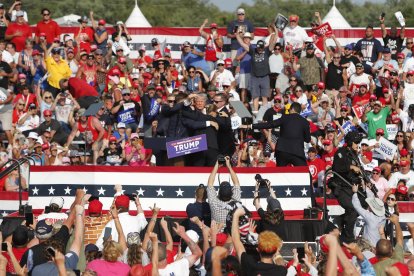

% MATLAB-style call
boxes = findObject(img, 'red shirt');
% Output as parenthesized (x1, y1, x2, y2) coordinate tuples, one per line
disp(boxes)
(361, 150, 373, 162)
(76, 27, 94, 52)
(352, 93, 371, 106)
(13, 94, 37, 112)
(35, 20, 61, 44)
(137, 55, 152, 65)
(143, 249, 176, 272)
(322, 149, 337, 169)
(5, 23, 32, 52)
(5, 247, 27, 273)
(12, 108, 24, 124)
(307, 157, 326, 183)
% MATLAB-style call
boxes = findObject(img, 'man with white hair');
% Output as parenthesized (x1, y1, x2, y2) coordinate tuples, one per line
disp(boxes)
(209, 60, 235, 93)
(226, 8, 255, 61)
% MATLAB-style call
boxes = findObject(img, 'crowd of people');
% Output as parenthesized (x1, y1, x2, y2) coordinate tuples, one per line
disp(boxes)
(0, 1, 413, 275)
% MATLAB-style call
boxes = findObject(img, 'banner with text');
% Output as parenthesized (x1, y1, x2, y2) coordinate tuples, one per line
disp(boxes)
(377, 137, 398, 160)
(166, 134, 207, 158)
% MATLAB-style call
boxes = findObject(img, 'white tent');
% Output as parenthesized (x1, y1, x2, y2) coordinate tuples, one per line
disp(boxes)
(322, 2, 351, 29)
(125, 0, 151, 27)
(53, 14, 82, 27)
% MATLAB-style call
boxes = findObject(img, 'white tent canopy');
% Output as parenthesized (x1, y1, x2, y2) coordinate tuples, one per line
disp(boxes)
(322, 4, 351, 29)
(53, 14, 82, 27)
(125, 0, 151, 27)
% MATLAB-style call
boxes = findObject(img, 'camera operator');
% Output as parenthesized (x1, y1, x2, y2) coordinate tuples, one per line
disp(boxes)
(207, 156, 241, 224)
(242, 102, 310, 166)
(330, 131, 367, 242)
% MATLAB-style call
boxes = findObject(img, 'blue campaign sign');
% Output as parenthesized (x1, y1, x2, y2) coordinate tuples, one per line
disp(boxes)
(166, 134, 208, 159)
(300, 101, 312, 118)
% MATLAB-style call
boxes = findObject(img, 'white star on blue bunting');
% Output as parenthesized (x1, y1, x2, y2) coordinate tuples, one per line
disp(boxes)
(156, 188, 164, 197)
(136, 188, 145, 196)
(64, 186, 71, 195)
(285, 188, 292, 196)
(32, 187, 39, 195)
(48, 186, 55, 195)
(176, 188, 184, 197)
(98, 187, 106, 196)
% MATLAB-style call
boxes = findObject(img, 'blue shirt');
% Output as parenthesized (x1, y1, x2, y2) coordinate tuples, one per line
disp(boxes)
(354, 37, 383, 63)
(236, 47, 251, 74)
(227, 19, 255, 50)
(181, 48, 211, 75)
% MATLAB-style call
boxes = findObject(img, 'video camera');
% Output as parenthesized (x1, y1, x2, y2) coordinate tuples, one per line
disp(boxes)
(255, 174, 270, 198)
(217, 154, 226, 166)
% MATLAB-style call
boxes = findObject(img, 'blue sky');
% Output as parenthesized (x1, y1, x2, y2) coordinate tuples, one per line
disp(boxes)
(208, 0, 385, 12)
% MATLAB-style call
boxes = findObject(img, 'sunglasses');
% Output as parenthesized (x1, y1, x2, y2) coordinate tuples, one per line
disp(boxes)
(397, 134, 404, 137)
(274, 100, 281, 103)
(116, 49, 124, 52)
(386, 197, 396, 201)
(274, 48, 281, 51)
(119, 62, 126, 65)
(214, 100, 223, 103)
(295, 90, 303, 92)
(333, 56, 341, 59)
(44, 136, 51, 139)
(158, 62, 164, 65)
(372, 171, 379, 175)
(43, 13, 50, 16)
(18, 103, 24, 106)
(44, 115, 52, 118)
(238, 13, 245, 15)
(88, 57, 94, 60)
(189, 71, 195, 73)
(123, 93, 130, 96)
(341, 109, 347, 112)
(290, 79, 297, 82)
(407, 42, 413, 44)
(110, 142, 116, 145)
(131, 138, 139, 141)
(95, 53, 103, 56)
(217, 64, 224, 66)
(391, 72, 398, 76)
(167, 100, 175, 103)
(44, 96, 52, 99)
(377, 133, 384, 136)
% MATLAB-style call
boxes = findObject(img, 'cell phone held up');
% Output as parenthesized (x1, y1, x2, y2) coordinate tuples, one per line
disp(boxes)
(1, 242, 7, 252)
(46, 246, 55, 257)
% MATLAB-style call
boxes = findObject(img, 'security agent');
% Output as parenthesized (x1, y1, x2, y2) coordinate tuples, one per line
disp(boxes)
(243, 102, 310, 166)
(329, 131, 366, 243)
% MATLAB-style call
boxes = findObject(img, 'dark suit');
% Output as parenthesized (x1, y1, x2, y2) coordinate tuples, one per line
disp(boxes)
(253, 113, 310, 166)
(216, 106, 235, 156)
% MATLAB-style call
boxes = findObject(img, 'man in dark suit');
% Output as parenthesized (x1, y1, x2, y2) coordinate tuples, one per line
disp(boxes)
(213, 93, 235, 157)
(244, 102, 310, 166)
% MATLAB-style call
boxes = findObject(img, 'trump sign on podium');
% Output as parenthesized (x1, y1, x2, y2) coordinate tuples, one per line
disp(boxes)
(166, 134, 208, 158)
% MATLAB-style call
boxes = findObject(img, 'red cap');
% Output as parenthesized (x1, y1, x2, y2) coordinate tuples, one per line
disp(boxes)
(397, 52, 405, 59)
(43, 109, 52, 116)
(115, 195, 130, 209)
(39, 32, 46, 37)
(98, 19, 106, 25)
(18, 73, 26, 79)
(224, 58, 232, 68)
(90, 44, 97, 51)
(216, 233, 228, 246)
(118, 57, 126, 63)
(382, 87, 389, 93)
(408, 70, 414, 76)
(156, 85, 164, 91)
(111, 68, 121, 76)
(391, 111, 401, 124)
(400, 159, 410, 167)
(323, 139, 332, 146)
(109, 136, 117, 142)
(376, 128, 384, 135)
(373, 167, 381, 173)
(32, 50, 40, 56)
(132, 82, 139, 89)
(317, 82, 325, 89)
(210, 23, 217, 29)
(88, 199, 103, 215)
(53, 37, 60, 43)
(370, 94, 377, 100)
(400, 148, 409, 156)
(274, 95, 282, 101)
(397, 185, 408, 195)
(41, 143, 49, 151)
(392, 262, 409, 276)
(289, 15, 299, 21)
(340, 105, 348, 111)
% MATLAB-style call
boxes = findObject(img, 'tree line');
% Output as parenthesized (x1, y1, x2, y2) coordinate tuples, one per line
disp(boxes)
(5, 0, 414, 28)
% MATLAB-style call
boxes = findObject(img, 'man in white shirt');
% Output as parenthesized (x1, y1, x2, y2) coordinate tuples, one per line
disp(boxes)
(348, 63, 375, 95)
(17, 103, 40, 134)
(95, 194, 147, 250)
(37, 196, 68, 224)
(403, 70, 414, 112)
(157, 222, 202, 276)
(209, 60, 235, 92)
(282, 14, 310, 52)
(388, 160, 414, 188)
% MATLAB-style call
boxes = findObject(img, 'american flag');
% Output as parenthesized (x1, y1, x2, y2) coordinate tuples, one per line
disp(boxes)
(25, 166, 312, 216)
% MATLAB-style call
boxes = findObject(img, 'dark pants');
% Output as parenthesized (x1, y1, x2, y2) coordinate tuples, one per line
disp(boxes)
(275, 150, 307, 167)
(187, 148, 218, 167)
(334, 187, 358, 243)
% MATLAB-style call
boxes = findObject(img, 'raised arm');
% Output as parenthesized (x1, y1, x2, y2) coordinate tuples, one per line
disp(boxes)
(236, 33, 249, 52)
(149, 233, 159, 276)
(231, 208, 246, 261)
(379, 16, 387, 38)
(173, 222, 202, 267)
(69, 204, 85, 256)
(141, 203, 160, 251)
(225, 156, 240, 186)
(389, 214, 403, 246)
(109, 203, 127, 252)
(207, 161, 219, 187)
(198, 19, 209, 39)
(160, 217, 173, 251)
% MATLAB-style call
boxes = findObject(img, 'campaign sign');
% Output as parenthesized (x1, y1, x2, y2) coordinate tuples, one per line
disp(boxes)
(377, 137, 398, 160)
(312, 22, 333, 37)
(352, 100, 369, 119)
(275, 13, 288, 31)
(166, 134, 207, 159)
(386, 124, 398, 140)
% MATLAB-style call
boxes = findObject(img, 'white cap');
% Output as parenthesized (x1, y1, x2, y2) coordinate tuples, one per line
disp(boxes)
(243, 32, 252, 39)
(116, 21, 123, 25)
(131, 73, 139, 79)
(217, 59, 225, 65)
(186, 230, 199, 243)
(237, 8, 245, 14)
(117, 122, 126, 129)
(28, 132, 39, 140)
(50, 197, 64, 208)
(360, 138, 369, 146)
(305, 37, 313, 43)
(108, 75, 120, 85)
